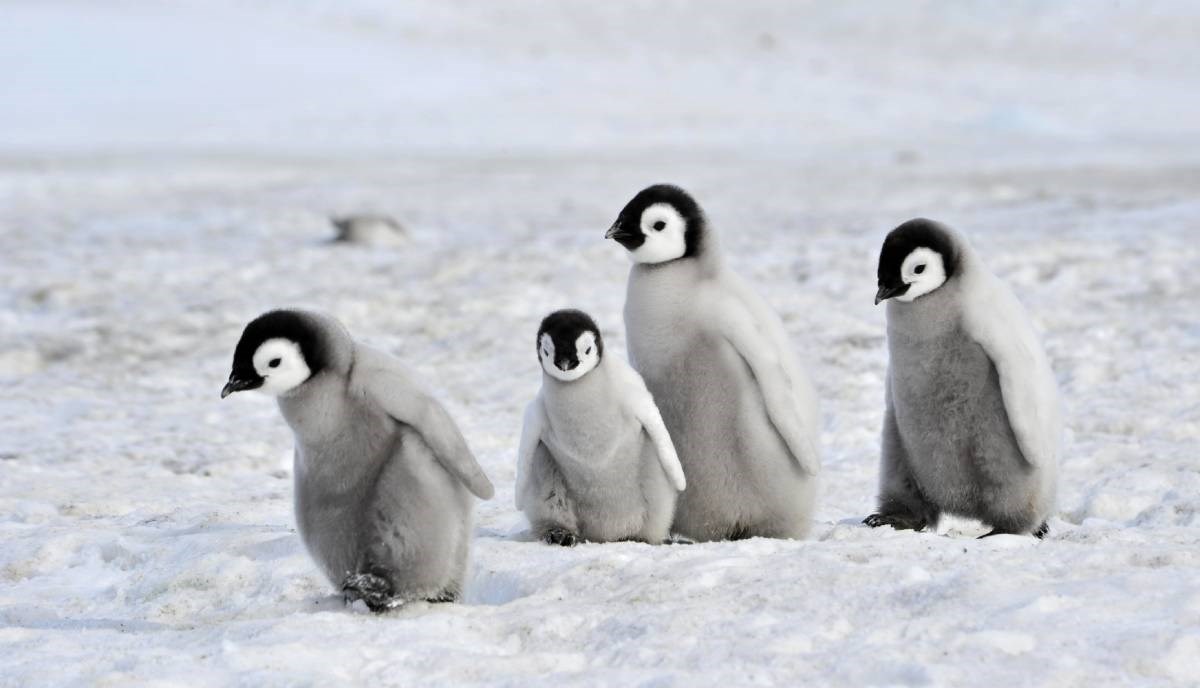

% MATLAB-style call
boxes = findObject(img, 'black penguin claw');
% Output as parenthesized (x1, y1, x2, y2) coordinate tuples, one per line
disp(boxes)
(342, 570, 402, 613)
(544, 528, 579, 547)
(863, 513, 927, 531)
(665, 534, 696, 545)
(980, 522, 1049, 539)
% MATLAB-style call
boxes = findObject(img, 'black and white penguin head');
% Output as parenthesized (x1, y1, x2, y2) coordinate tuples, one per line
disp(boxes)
(875, 218, 959, 305)
(605, 184, 706, 264)
(222, 310, 325, 399)
(536, 309, 603, 382)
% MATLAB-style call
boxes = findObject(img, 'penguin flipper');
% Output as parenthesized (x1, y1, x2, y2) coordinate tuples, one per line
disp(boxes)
(709, 293, 821, 476)
(515, 399, 547, 510)
(358, 354, 495, 500)
(611, 360, 686, 491)
(961, 272, 1061, 471)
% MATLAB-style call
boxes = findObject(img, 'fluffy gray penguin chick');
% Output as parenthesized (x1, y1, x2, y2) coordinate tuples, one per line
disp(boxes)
(516, 309, 686, 545)
(867, 218, 1060, 538)
(606, 184, 820, 541)
(222, 309, 494, 611)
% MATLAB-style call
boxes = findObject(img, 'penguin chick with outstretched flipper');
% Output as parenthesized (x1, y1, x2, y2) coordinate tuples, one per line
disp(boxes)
(221, 309, 494, 611)
(606, 184, 820, 542)
(867, 219, 1060, 538)
(516, 310, 686, 545)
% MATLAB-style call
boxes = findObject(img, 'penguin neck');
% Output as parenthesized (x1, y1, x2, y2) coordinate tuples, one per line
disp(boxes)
(631, 241, 724, 283)
(544, 359, 628, 425)
(275, 333, 356, 442)
(625, 251, 723, 362)
(542, 357, 612, 405)
(886, 277, 966, 341)
(540, 359, 627, 459)
(291, 310, 356, 381)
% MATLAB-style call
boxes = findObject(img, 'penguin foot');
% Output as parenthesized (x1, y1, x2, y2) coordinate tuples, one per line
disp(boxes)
(665, 534, 696, 545)
(727, 525, 754, 541)
(543, 527, 579, 547)
(342, 570, 403, 613)
(980, 522, 1049, 539)
(426, 590, 458, 604)
(863, 512, 927, 531)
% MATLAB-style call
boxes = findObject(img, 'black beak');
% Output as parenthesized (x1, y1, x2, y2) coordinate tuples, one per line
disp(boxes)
(605, 222, 642, 249)
(875, 283, 908, 305)
(221, 376, 262, 399)
(605, 222, 638, 241)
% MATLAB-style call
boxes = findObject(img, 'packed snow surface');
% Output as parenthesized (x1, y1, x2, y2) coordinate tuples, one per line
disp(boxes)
(2, 2, 1199, 686)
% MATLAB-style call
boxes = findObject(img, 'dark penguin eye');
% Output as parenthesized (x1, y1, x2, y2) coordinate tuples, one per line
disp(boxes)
(585, 346, 593, 355)
(914, 264, 926, 274)
(268, 358, 281, 368)
(652, 220, 666, 231)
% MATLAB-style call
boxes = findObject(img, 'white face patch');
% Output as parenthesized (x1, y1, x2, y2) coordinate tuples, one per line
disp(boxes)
(539, 331, 600, 382)
(252, 338, 312, 396)
(894, 247, 947, 302)
(628, 203, 687, 265)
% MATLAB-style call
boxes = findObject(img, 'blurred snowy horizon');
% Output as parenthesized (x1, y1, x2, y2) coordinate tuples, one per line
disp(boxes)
(3, 0, 1199, 165)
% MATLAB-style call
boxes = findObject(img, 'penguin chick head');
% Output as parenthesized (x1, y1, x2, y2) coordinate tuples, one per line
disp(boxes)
(875, 218, 959, 305)
(605, 184, 706, 264)
(536, 309, 603, 382)
(222, 310, 325, 399)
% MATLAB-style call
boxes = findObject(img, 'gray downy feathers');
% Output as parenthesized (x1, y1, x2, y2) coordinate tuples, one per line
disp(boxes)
(869, 219, 1060, 537)
(607, 185, 821, 542)
(222, 309, 494, 610)
(516, 310, 685, 545)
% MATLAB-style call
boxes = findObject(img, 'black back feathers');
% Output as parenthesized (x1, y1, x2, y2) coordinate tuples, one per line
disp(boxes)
(876, 218, 959, 289)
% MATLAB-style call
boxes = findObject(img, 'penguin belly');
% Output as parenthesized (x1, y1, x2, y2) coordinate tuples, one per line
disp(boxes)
(541, 390, 661, 543)
(364, 424, 474, 597)
(889, 326, 1034, 522)
(550, 430, 659, 541)
(290, 401, 395, 587)
(642, 333, 806, 541)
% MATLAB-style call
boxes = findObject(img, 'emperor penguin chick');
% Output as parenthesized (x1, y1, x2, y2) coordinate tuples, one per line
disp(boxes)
(606, 184, 820, 541)
(516, 310, 686, 545)
(221, 309, 495, 611)
(867, 219, 1060, 538)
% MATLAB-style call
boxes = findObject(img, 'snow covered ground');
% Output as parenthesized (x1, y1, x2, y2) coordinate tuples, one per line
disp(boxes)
(2, 2, 1199, 685)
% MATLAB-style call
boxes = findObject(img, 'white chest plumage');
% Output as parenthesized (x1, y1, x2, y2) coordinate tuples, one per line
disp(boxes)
(624, 261, 708, 371)
(540, 364, 639, 469)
